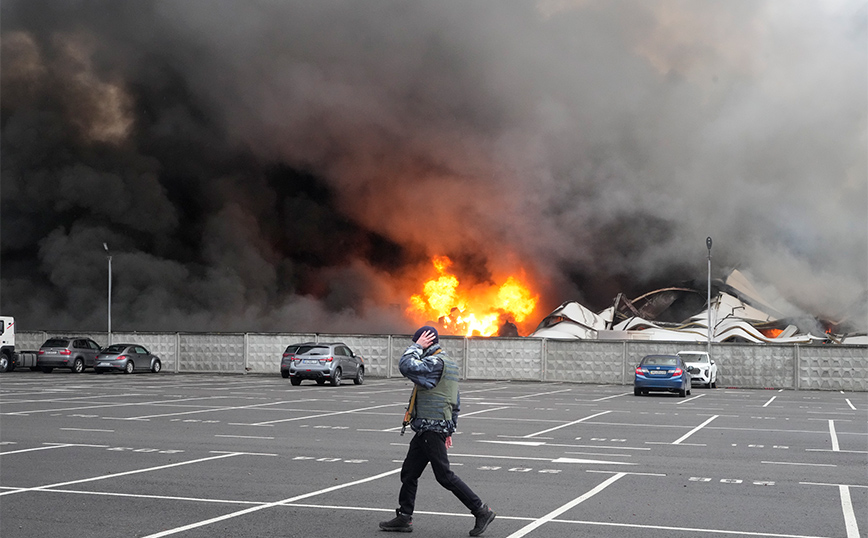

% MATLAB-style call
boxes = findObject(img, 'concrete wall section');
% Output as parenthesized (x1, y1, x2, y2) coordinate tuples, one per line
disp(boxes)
(546, 340, 623, 384)
(14, 331, 867, 391)
(799, 345, 868, 391)
(179, 334, 245, 373)
(466, 337, 541, 381)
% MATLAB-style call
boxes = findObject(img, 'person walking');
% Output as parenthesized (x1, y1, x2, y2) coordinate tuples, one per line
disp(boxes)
(379, 326, 496, 536)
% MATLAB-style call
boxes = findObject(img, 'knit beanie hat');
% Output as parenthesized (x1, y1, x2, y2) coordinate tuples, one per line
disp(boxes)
(412, 325, 439, 344)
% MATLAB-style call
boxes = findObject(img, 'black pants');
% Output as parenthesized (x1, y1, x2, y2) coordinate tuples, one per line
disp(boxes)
(398, 430, 483, 515)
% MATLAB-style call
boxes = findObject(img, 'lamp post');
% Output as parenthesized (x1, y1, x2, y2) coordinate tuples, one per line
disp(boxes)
(706, 237, 713, 357)
(103, 243, 112, 345)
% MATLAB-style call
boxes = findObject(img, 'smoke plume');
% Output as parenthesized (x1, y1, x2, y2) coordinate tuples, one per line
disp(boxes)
(2, 1, 866, 334)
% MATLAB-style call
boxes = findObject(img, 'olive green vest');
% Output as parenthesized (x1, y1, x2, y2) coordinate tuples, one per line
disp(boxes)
(413, 355, 460, 422)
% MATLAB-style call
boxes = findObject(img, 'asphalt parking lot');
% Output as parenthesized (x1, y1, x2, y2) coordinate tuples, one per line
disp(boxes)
(1, 371, 865, 538)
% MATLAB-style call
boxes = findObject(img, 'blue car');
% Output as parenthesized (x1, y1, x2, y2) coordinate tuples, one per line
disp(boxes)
(634, 354, 691, 397)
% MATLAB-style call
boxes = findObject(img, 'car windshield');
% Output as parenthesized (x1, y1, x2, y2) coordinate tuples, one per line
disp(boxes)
(299, 346, 329, 355)
(103, 344, 127, 353)
(643, 356, 677, 366)
(43, 339, 70, 348)
(680, 353, 708, 363)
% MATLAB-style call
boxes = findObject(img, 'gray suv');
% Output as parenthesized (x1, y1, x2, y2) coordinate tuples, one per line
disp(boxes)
(37, 337, 102, 373)
(286, 343, 364, 386)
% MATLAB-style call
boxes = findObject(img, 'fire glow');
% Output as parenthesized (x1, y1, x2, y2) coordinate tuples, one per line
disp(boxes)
(407, 256, 539, 337)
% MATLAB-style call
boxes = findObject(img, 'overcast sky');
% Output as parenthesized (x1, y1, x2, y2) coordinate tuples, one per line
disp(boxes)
(2, 0, 866, 334)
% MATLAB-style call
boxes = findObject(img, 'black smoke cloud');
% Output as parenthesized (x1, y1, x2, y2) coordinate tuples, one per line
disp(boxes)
(1, 1, 866, 334)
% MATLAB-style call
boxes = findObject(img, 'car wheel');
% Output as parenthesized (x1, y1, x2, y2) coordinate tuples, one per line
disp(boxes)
(290, 378, 301, 386)
(633, 387, 641, 396)
(679, 387, 687, 397)
(41, 367, 53, 373)
(124, 361, 134, 374)
(354, 367, 364, 385)
(687, 388, 691, 396)
(0, 354, 8, 373)
(711, 375, 717, 389)
(151, 359, 161, 373)
(72, 358, 84, 373)
(281, 370, 289, 379)
(330, 368, 342, 386)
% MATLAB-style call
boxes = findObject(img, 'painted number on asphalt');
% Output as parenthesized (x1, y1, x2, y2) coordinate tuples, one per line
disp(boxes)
(690, 477, 775, 486)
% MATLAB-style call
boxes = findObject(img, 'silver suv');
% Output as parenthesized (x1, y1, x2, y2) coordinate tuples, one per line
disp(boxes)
(286, 343, 364, 386)
(38, 337, 102, 373)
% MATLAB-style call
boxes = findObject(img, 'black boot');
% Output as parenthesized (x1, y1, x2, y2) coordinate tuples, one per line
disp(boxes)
(379, 509, 413, 532)
(469, 504, 495, 536)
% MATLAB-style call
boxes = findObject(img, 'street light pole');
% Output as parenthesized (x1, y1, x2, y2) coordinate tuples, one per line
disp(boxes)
(103, 243, 112, 345)
(706, 237, 713, 358)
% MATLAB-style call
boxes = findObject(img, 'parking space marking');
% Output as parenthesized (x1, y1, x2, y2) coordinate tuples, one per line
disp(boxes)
(480, 440, 649, 451)
(513, 388, 573, 399)
(122, 399, 315, 421)
(0, 451, 259, 497)
(839, 485, 861, 538)
(761, 461, 836, 467)
(523, 410, 612, 438)
(382, 405, 512, 433)
(1, 395, 225, 416)
(214, 435, 275, 440)
(672, 415, 719, 444)
(676, 394, 706, 405)
(0, 443, 108, 456)
(763, 396, 777, 407)
(829, 420, 840, 451)
(140, 467, 403, 538)
(244, 402, 399, 426)
(60, 428, 114, 432)
(845, 399, 856, 410)
(591, 392, 630, 401)
(505, 472, 627, 537)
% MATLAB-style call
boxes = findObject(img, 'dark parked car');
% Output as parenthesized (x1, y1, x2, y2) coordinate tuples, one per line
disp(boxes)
(37, 337, 102, 373)
(280, 342, 317, 378)
(94, 344, 162, 374)
(286, 343, 364, 386)
(634, 354, 691, 397)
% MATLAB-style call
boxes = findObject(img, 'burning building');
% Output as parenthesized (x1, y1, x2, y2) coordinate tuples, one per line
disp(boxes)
(532, 269, 868, 345)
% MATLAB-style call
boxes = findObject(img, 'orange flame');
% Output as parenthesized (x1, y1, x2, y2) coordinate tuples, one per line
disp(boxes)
(408, 256, 539, 337)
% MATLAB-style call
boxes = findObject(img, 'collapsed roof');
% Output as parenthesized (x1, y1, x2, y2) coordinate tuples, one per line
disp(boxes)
(532, 270, 868, 345)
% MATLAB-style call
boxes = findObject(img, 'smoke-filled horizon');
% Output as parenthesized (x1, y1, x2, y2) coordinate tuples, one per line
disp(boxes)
(2, 1, 866, 335)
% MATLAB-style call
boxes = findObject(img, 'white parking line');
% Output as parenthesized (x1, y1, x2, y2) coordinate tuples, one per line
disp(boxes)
(676, 394, 706, 405)
(0, 443, 108, 456)
(140, 467, 402, 538)
(523, 411, 612, 438)
(1, 395, 225, 416)
(828, 420, 840, 451)
(512, 388, 573, 399)
(761, 461, 837, 467)
(214, 435, 275, 440)
(592, 393, 630, 402)
(672, 415, 719, 445)
(844, 399, 856, 410)
(505, 472, 627, 537)
(60, 428, 115, 433)
(762, 396, 777, 408)
(0, 452, 256, 496)
(839, 485, 860, 538)
(246, 403, 400, 426)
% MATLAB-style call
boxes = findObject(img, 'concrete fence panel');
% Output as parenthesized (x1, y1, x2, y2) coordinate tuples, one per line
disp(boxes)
(179, 333, 245, 373)
(466, 337, 541, 380)
(799, 345, 868, 391)
(545, 339, 624, 384)
(111, 332, 179, 373)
